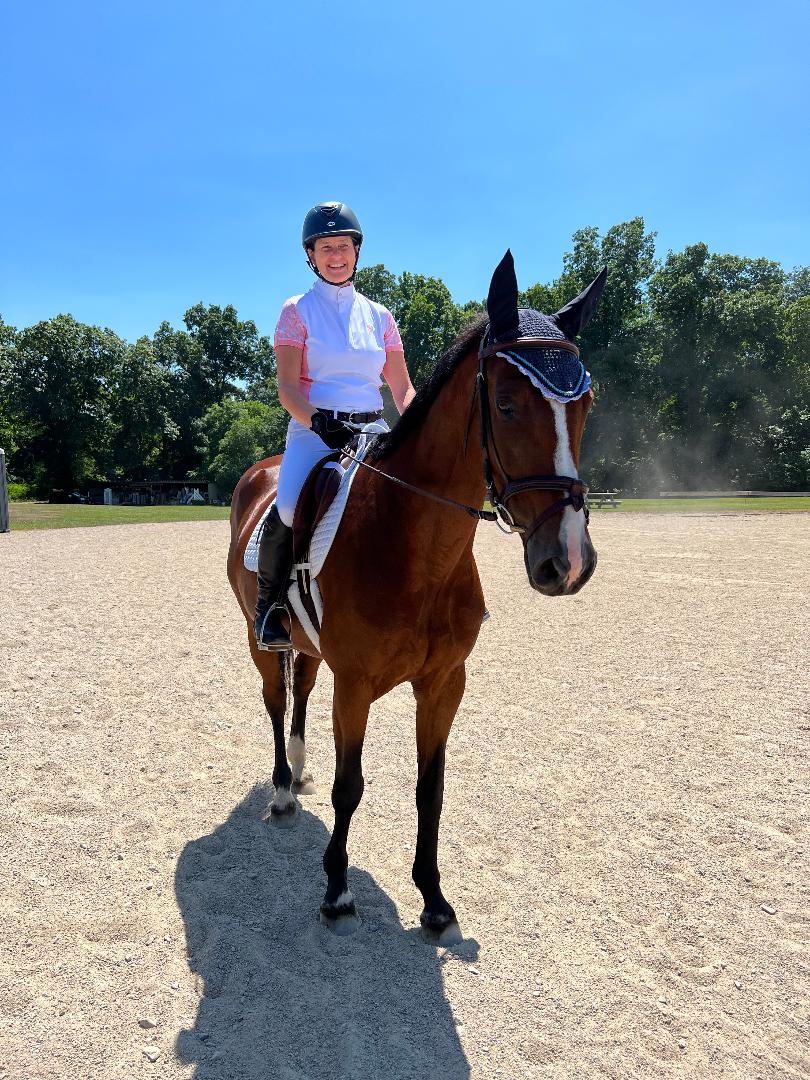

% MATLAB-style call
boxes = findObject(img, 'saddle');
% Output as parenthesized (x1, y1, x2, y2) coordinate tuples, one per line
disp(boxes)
(288, 450, 348, 644)
(270, 421, 388, 652)
(292, 451, 345, 566)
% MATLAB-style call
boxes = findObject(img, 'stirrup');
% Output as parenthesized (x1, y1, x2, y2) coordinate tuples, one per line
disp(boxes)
(255, 604, 292, 652)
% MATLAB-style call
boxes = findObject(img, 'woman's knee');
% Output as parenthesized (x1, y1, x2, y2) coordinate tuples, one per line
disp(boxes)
(277, 500, 295, 528)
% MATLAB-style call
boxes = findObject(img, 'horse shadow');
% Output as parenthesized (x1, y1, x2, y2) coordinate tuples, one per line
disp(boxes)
(174, 784, 475, 1080)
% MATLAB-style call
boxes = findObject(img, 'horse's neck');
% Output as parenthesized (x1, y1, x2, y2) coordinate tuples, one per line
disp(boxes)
(384, 349, 485, 542)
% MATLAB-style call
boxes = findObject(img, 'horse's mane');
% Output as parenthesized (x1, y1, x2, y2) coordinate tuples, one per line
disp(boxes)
(371, 314, 488, 461)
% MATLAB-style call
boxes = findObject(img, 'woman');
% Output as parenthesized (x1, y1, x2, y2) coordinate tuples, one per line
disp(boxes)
(254, 201, 416, 651)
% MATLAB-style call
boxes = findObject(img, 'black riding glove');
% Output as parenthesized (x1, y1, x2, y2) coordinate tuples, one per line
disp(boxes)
(309, 410, 356, 451)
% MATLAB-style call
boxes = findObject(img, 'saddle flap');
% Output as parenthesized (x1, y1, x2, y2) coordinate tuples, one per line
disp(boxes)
(292, 453, 344, 562)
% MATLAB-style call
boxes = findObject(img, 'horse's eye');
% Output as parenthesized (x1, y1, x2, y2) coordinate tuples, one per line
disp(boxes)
(496, 399, 515, 416)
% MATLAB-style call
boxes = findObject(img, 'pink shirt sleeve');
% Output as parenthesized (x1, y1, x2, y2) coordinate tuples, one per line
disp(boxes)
(274, 299, 307, 349)
(382, 309, 403, 352)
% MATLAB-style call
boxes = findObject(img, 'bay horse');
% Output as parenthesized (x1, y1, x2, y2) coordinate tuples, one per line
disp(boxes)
(227, 251, 606, 935)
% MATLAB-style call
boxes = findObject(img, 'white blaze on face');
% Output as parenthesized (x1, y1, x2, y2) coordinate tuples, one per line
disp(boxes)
(549, 400, 585, 587)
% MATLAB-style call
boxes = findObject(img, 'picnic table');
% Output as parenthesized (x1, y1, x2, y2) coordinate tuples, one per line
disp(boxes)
(588, 490, 622, 509)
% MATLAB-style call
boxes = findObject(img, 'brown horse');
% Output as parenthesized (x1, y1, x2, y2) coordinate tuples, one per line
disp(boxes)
(227, 251, 606, 935)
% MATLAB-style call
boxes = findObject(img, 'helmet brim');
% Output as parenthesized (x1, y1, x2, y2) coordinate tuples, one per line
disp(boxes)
(303, 230, 363, 248)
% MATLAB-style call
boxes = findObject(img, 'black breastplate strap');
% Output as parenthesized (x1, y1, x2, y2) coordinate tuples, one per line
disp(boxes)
(477, 347, 589, 537)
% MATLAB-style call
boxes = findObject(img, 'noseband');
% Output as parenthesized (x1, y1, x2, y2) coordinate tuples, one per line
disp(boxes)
(476, 336, 589, 538)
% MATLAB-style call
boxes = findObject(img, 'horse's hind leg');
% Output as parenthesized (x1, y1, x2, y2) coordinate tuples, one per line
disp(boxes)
(288, 654, 322, 789)
(249, 637, 296, 816)
(412, 663, 466, 933)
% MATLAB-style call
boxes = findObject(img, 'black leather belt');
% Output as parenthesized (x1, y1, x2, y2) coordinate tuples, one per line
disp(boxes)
(316, 408, 382, 424)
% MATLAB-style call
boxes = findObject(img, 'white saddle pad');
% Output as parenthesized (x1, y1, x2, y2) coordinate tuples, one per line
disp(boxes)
(243, 421, 387, 575)
(244, 421, 388, 653)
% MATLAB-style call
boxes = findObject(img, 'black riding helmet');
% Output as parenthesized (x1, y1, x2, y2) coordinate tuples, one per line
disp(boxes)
(302, 202, 363, 285)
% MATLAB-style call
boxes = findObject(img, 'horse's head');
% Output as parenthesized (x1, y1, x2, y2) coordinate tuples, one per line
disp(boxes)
(479, 251, 606, 596)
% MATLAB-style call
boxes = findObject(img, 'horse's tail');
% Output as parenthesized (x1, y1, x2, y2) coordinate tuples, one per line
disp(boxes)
(280, 649, 295, 728)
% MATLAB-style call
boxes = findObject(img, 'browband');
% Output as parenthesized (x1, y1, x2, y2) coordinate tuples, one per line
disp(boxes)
(479, 336, 580, 361)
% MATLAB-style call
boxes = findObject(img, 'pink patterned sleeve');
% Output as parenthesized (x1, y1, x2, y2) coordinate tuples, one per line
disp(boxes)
(274, 299, 307, 348)
(382, 308, 403, 352)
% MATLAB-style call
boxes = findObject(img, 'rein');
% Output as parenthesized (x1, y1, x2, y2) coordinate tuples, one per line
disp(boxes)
(339, 447, 498, 523)
(342, 334, 590, 535)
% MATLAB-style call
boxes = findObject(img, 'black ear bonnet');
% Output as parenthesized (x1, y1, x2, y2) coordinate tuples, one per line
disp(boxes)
(481, 250, 606, 403)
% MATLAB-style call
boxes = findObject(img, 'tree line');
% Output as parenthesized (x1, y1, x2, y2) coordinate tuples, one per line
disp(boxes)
(1, 217, 808, 498)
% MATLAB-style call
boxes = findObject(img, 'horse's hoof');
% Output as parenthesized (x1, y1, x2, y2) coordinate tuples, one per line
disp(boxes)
(320, 910, 361, 936)
(320, 890, 357, 923)
(292, 776, 316, 795)
(265, 789, 297, 818)
(437, 921, 464, 946)
(420, 902, 457, 934)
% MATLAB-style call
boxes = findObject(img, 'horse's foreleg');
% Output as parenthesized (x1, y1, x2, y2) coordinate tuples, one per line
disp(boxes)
(412, 663, 466, 933)
(289, 653, 321, 788)
(320, 679, 370, 923)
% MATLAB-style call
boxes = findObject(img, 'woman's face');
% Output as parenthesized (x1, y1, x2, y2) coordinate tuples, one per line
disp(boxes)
(309, 235, 358, 284)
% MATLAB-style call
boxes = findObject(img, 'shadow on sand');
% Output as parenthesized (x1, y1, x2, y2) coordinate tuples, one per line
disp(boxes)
(174, 784, 476, 1080)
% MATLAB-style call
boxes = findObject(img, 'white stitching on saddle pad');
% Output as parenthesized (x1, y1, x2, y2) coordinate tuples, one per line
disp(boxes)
(244, 508, 271, 574)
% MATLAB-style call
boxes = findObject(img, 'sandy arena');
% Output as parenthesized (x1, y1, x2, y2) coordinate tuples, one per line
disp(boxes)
(1, 513, 808, 1080)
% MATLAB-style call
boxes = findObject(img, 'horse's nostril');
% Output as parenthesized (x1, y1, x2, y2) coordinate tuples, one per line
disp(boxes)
(535, 557, 566, 587)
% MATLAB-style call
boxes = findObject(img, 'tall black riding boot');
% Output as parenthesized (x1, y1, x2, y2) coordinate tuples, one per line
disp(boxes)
(253, 504, 294, 651)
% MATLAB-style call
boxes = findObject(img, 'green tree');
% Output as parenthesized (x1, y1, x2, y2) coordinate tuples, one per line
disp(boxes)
(109, 337, 178, 481)
(153, 303, 273, 477)
(0, 317, 23, 460)
(552, 219, 658, 490)
(355, 265, 399, 313)
(784, 266, 810, 303)
(198, 399, 287, 499)
(12, 315, 126, 491)
(649, 247, 787, 486)
(182, 302, 268, 397)
(357, 265, 465, 387)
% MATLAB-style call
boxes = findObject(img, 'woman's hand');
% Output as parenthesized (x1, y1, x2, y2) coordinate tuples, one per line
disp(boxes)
(309, 411, 356, 450)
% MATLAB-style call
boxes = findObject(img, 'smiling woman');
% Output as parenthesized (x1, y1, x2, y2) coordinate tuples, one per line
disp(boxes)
(251, 201, 417, 651)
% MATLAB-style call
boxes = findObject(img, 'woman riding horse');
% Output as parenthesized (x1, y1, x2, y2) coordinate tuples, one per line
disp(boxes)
(254, 201, 416, 650)
(229, 250, 606, 934)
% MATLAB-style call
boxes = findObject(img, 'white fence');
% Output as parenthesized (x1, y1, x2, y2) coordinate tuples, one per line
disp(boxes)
(0, 449, 9, 533)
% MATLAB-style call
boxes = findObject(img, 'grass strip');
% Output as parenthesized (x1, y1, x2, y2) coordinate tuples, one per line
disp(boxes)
(601, 497, 810, 513)
(5, 496, 809, 533)
(6, 503, 232, 531)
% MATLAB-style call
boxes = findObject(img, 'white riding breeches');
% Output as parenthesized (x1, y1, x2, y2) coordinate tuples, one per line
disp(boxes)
(275, 419, 336, 527)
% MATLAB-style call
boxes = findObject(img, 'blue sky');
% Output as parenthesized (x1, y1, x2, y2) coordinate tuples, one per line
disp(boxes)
(2, 0, 808, 342)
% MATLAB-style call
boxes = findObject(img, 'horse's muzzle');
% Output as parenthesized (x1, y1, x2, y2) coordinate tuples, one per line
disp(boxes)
(524, 534, 598, 596)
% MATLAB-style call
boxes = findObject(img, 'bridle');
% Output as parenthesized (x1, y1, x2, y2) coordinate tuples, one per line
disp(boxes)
(476, 334, 589, 539)
(340, 332, 590, 535)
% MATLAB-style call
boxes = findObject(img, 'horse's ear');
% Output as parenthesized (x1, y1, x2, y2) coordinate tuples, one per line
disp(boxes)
(551, 266, 608, 339)
(487, 249, 520, 341)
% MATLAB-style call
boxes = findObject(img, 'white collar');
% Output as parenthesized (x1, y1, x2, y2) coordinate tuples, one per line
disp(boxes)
(313, 278, 356, 303)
